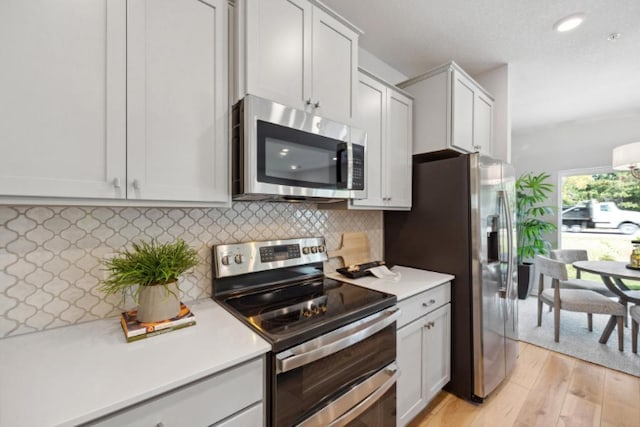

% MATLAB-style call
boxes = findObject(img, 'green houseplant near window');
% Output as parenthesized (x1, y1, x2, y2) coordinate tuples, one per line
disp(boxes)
(100, 239, 199, 322)
(516, 172, 557, 299)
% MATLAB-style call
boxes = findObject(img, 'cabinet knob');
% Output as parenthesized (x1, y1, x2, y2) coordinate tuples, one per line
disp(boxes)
(473, 145, 482, 151)
(422, 299, 436, 307)
(424, 321, 435, 329)
(314, 100, 321, 108)
(112, 177, 121, 189)
(306, 98, 312, 106)
(132, 179, 141, 190)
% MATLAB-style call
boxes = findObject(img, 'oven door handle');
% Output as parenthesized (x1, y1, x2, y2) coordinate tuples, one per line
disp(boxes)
(296, 363, 399, 427)
(276, 307, 400, 374)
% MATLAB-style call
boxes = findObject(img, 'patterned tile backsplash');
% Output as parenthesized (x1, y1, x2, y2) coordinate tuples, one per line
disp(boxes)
(0, 203, 382, 338)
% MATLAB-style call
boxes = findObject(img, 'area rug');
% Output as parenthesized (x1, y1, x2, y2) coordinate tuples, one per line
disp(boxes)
(517, 296, 640, 377)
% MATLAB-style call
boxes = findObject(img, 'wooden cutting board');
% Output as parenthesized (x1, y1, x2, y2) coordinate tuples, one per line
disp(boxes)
(328, 232, 371, 267)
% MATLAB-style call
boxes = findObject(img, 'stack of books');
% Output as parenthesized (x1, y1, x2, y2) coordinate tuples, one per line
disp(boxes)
(120, 302, 196, 342)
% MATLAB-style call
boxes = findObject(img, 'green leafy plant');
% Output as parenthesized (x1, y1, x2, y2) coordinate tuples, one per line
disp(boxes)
(100, 239, 199, 302)
(516, 172, 557, 264)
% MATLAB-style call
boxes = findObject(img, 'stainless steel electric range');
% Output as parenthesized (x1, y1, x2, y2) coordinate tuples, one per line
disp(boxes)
(212, 237, 399, 427)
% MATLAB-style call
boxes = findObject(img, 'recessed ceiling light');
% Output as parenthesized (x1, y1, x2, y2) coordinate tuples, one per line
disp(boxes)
(290, 165, 299, 170)
(607, 32, 621, 41)
(553, 13, 585, 32)
(281, 148, 289, 152)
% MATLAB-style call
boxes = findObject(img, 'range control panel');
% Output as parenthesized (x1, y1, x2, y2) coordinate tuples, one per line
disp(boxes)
(214, 237, 327, 278)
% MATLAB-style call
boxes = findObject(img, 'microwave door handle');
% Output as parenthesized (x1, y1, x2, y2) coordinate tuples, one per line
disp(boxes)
(336, 142, 352, 189)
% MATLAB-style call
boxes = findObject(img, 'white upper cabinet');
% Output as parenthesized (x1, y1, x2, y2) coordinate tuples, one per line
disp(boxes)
(352, 72, 386, 207)
(385, 90, 413, 209)
(351, 70, 412, 211)
(400, 62, 494, 157)
(243, 0, 312, 112)
(0, 0, 127, 200)
(310, 7, 358, 124)
(0, 0, 229, 205)
(236, 0, 360, 124)
(127, 0, 228, 203)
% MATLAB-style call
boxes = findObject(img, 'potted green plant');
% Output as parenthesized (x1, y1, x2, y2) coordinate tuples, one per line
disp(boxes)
(100, 239, 199, 322)
(516, 172, 557, 299)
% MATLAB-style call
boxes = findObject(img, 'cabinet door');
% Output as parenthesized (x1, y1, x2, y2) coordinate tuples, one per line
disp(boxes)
(384, 90, 412, 209)
(92, 357, 264, 427)
(127, 0, 228, 203)
(0, 0, 126, 199)
(451, 70, 475, 153)
(397, 318, 426, 427)
(311, 7, 358, 124)
(245, 0, 312, 111)
(423, 303, 451, 403)
(351, 73, 386, 208)
(474, 91, 493, 156)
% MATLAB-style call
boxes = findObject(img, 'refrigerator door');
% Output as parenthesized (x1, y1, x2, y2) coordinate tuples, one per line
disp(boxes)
(502, 162, 519, 377)
(473, 154, 507, 398)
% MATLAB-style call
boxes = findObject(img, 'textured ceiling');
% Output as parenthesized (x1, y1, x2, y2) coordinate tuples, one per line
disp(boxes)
(322, 0, 640, 132)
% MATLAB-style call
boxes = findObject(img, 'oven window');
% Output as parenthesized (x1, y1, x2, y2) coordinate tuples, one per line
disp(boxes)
(274, 324, 396, 427)
(257, 120, 345, 189)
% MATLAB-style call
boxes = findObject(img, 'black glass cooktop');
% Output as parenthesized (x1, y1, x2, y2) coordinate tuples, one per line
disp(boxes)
(216, 277, 396, 352)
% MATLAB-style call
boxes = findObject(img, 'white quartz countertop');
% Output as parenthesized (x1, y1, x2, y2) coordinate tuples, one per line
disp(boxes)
(0, 299, 270, 427)
(327, 265, 454, 301)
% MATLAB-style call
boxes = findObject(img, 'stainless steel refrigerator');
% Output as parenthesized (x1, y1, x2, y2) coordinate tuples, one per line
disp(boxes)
(384, 152, 518, 402)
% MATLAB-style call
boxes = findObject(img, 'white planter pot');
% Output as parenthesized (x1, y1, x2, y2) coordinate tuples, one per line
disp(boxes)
(137, 281, 180, 323)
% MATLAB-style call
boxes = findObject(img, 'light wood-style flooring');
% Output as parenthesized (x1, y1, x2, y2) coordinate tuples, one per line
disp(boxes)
(409, 342, 640, 427)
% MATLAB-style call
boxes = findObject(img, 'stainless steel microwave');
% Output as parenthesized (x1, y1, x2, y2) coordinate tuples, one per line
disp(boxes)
(232, 95, 366, 202)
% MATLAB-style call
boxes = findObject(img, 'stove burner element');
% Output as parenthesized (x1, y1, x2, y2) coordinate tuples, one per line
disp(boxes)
(250, 296, 328, 332)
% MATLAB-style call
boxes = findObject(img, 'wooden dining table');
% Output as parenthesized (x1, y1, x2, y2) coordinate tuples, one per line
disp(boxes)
(573, 260, 640, 344)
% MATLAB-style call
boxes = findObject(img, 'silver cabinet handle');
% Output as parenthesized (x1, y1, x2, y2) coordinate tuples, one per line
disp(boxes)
(112, 177, 121, 189)
(132, 179, 141, 190)
(422, 299, 436, 307)
(276, 307, 400, 374)
(424, 321, 435, 329)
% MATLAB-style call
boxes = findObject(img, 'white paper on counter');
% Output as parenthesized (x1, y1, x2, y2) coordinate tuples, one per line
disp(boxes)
(369, 265, 401, 281)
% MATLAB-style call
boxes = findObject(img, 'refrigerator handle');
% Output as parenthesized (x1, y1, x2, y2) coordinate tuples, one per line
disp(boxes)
(498, 190, 515, 299)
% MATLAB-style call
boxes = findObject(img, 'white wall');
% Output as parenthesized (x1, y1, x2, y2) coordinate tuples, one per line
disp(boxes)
(358, 47, 407, 84)
(475, 64, 511, 163)
(512, 110, 640, 247)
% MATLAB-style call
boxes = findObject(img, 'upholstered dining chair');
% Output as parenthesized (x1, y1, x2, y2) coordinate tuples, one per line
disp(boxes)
(631, 305, 640, 353)
(549, 249, 615, 297)
(535, 255, 626, 350)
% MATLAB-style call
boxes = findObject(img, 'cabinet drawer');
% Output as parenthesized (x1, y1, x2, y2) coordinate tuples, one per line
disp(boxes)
(214, 402, 263, 427)
(397, 283, 451, 328)
(89, 357, 264, 427)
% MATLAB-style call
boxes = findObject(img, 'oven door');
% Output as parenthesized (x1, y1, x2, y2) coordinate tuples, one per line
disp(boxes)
(239, 94, 366, 200)
(272, 308, 399, 427)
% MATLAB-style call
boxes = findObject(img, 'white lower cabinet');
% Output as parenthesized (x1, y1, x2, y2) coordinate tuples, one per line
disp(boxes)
(396, 284, 451, 427)
(88, 357, 264, 427)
